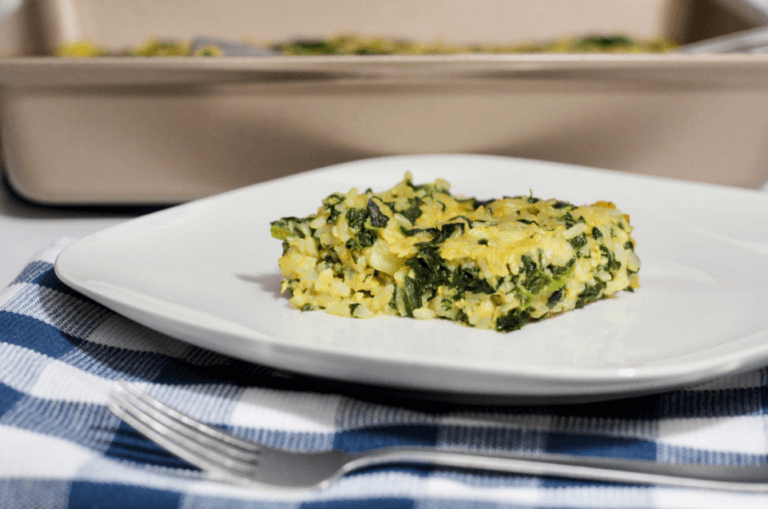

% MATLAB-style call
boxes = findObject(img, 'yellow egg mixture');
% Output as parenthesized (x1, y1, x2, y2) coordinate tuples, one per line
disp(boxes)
(271, 173, 639, 332)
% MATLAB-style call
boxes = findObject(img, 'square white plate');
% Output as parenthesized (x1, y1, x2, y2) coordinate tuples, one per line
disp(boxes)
(55, 155, 768, 402)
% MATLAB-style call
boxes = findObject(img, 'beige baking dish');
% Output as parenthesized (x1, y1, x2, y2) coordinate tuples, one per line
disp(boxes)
(0, 0, 767, 204)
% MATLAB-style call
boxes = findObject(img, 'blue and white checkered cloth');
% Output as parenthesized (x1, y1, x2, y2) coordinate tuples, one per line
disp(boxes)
(2, 239, 768, 509)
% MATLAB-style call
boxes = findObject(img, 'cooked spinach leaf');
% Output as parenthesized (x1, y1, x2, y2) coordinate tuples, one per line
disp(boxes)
(322, 193, 345, 224)
(399, 225, 439, 237)
(448, 215, 474, 228)
(344, 203, 388, 252)
(569, 233, 587, 250)
(455, 196, 495, 210)
(345, 207, 367, 230)
(515, 257, 575, 310)
(599, 245, 622, 271)
(520, 254, 537, 277)
(367, 199, 389, 227)
(398, 197, 424, 224)
(550, 258, 576, 277)
(547, 289, 563, 308)
(496, 308, 530, 332)
(415, 222, 465, 248)
(269, 217, 308, 240)
(452, 266, 495, 295)
(575, 279, 607, 309)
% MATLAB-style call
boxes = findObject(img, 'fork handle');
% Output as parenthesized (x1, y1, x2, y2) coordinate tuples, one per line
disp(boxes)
(343, 448, 768, 492)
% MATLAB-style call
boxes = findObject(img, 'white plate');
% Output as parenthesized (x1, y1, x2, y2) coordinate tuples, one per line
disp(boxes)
(55, 155, 768, 403)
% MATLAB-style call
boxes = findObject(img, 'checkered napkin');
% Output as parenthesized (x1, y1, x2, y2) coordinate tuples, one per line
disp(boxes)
(2, 239, 767, 509)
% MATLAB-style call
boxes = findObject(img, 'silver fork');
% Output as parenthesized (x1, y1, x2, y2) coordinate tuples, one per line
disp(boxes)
(108, 382, 768, 493)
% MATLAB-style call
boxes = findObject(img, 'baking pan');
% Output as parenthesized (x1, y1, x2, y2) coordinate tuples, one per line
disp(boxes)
(0, 0, 767, 204)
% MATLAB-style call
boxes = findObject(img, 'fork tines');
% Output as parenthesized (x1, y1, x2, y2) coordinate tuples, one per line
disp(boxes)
(109, 382, 261, 480)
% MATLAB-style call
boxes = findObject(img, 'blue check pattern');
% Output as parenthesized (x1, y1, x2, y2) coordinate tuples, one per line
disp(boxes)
(1, 240, 767, 508)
